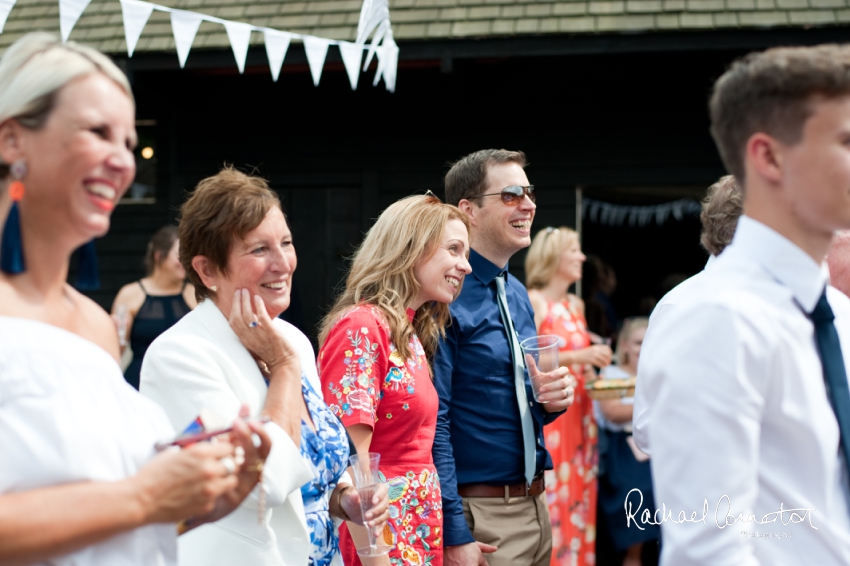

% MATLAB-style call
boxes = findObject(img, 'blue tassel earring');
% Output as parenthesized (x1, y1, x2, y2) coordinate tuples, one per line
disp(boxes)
(1, 160, 27, 275)
(75, 239, 100, 291)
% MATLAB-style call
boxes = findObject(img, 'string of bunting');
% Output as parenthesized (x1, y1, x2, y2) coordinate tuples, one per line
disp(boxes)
(0, 0, 398, 91)
(583, 198, 702, 227)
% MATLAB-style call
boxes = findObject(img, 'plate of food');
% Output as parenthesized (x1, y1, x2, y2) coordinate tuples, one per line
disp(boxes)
(585, 376, 636, 400)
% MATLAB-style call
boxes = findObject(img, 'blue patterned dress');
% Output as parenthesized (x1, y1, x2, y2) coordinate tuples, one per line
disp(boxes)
(300, 378, 351, 566)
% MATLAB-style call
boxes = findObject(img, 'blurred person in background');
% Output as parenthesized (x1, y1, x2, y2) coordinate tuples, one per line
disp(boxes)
(318, 194, 472, 566)
(595, 318, 658, 566)
(0, 33, 269, 566)
(141, 168, 389, 566)
(632, 175, 742, 455)
(525, 226, 613, 566)
(112, 225, 196, 389)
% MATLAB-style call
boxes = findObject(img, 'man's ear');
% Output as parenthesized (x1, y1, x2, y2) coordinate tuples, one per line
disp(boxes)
(191, 255, 218, 290)
(0, 119, 25, 166)
(458, 198, 479, 228)
(746, 132, 784, 185)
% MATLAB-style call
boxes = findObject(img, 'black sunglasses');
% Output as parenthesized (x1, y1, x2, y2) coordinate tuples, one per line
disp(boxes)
(475, 185, 536, 206)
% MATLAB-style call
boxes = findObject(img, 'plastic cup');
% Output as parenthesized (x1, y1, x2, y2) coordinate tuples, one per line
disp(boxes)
(520, 334, 560, 403)
(348, 452, 391, 557)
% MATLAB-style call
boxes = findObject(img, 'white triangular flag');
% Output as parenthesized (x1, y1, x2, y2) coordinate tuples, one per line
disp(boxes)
(224, 21, 252, 74)
(372, 41, 387, 87)
(119, 0, 154, 57)
(356, 0, 389, 45)
(0, 0, 17, 34)
(338, 42, 362, 90)
(170, 9, 203, 69)
(363, 19, 389, 71)
(263, 29, 291, 82)
(302, 36, 330, 87)
(59, 0, 92, 42)
(382, 36, 399, 93)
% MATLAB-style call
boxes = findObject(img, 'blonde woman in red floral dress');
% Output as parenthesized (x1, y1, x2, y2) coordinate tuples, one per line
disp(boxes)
(525, 227, 613, 566)
(318, 195, 472, 566)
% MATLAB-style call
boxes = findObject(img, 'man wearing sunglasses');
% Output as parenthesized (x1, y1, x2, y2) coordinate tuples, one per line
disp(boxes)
(433, 149, 575, 566)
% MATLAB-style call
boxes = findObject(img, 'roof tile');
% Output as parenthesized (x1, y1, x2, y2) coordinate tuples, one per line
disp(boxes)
(0, 0, 842, 57)
(452, 18, 491, 32)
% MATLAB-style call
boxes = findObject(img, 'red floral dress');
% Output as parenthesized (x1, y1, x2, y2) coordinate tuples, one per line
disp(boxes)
(532, 291, 598, 566)
(319, 304, 442, 566)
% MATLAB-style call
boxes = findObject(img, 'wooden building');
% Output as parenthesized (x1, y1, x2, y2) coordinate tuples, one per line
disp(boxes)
(3, 0, 849, 339)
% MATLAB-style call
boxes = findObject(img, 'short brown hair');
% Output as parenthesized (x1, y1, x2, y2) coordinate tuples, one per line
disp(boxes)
(145, 225, 179, 275)
(444, 149, 527, 205)
(699, 175, 742, 256)
(710, 44, 850, 182)
(178, 167, 282, 302)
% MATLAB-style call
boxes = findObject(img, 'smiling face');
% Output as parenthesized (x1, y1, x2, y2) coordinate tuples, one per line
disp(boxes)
(7, 73, 136, 245)
(557, 237, 586, 285)
(411, 218, 472, 310)
(772, 95, 850, 242)
(621, 325, 646, 371)
(211, 207, 296, 319)
(464, 161, 536, 266)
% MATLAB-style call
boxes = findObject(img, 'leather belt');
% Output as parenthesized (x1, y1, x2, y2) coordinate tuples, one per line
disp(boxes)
(457, 475, 545, 500)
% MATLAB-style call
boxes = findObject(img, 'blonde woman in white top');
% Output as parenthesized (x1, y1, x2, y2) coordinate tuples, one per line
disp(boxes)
(0, 33, 270, 566)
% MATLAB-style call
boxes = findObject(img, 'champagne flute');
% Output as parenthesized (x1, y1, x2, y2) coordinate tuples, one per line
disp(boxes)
(348, 452, 391, 557)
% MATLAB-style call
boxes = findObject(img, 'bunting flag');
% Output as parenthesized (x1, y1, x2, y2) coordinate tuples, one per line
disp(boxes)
(24, 0, 398, 91)
(59, 0, 92, 42)
(223, 20, 252, 74)
(303, 35, 330, 87)
(583, 198, 702, 227)
(119, 0, 153, 57)
(0, 0, 16, 34)
(170, 9, 203, 68)
(262, 29, 291, 83)
(338, 41, 363, 90)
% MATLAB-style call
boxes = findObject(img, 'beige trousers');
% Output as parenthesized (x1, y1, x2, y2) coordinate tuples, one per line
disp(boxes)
(461, 492, 553, 566)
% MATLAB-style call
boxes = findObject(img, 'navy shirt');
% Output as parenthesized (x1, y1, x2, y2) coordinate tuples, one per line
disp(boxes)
(432, 249, 562, 547)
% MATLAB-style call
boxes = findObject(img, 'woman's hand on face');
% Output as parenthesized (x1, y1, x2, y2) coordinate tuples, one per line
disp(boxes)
(133, 438, 239, 524)
(194, 417, 273, 526)
(340, 482, 390, 534)
(229, 289, 298, 373)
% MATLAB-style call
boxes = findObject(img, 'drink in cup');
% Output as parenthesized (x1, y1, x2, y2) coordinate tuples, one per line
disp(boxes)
(348, 452, 391, 557)
(519, 334, 560, 403)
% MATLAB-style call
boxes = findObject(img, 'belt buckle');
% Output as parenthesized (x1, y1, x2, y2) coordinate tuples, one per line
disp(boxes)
(504, 485, 510, 503)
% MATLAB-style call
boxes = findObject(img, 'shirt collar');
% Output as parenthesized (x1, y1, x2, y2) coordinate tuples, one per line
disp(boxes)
(730, 215, 827, 312)
(469, 248, 508, 284)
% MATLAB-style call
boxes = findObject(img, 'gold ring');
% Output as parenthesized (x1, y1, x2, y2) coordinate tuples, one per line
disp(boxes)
(247, 459, 265, 473)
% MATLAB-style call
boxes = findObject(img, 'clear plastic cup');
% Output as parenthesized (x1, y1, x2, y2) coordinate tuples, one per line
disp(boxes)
(348, 452, 391, 557)
(520, 334, 560, 403)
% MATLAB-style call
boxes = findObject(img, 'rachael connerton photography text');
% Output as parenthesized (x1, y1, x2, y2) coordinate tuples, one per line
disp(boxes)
(623, 489, 818, 531)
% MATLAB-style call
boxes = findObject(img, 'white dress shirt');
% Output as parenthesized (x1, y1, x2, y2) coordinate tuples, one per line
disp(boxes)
(632, 255, 717, 454)
(0, 317, 177, 566)
(645, 216, 850, 565)
(141, 300, 330, 566)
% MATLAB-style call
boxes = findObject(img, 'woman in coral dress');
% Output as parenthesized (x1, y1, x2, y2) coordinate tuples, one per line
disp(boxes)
(525, 227, 614, 566)
(318, 195, 472, 566)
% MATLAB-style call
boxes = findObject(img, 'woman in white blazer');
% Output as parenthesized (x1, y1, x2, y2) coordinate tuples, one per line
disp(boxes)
(141, 168, 389, 566)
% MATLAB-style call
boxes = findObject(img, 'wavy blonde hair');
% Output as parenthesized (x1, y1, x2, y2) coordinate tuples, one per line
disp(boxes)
(319, 194, 470, 363)
(525, 226, 580, 290)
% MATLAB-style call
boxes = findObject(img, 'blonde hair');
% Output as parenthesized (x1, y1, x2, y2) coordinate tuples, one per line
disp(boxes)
(525, 226, 579, 290)
(616, 317, 649, 367)
(0, 32, 133, 173)
(319, 194, 470, 362)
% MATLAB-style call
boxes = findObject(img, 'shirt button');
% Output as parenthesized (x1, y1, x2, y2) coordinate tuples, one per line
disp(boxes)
(529, 401, 533, 407)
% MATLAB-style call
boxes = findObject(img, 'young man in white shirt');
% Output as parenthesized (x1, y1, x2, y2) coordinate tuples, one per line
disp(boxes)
(631, 175, 741, 455)
(644, 45, 850, 565)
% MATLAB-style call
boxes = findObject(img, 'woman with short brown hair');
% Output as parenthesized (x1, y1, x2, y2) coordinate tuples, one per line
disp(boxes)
(142, 167, 389, 566)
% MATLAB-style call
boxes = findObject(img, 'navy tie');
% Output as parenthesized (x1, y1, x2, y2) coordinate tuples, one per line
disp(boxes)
(810, 290, 850, 477)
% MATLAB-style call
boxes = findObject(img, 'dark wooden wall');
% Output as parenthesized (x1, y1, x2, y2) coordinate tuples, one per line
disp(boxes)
(89, 33, 826, 341)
